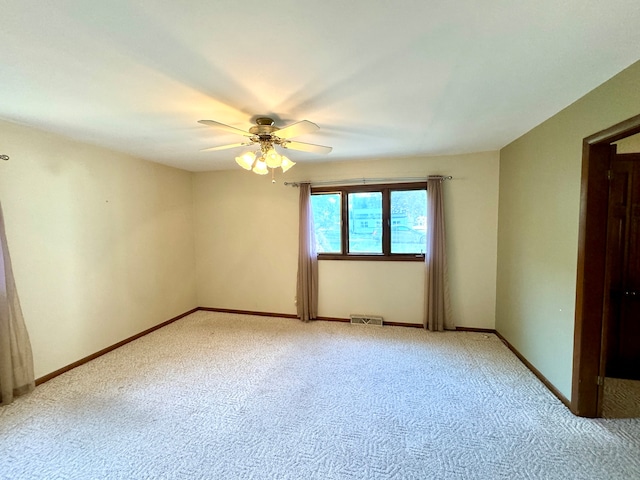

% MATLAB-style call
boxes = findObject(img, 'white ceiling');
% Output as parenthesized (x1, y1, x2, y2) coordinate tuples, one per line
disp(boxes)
(1, 1, 640, 172)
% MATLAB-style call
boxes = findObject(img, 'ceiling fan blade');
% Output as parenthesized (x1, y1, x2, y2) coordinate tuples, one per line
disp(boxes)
(198, 120, 253, 137)
(200, 142, 252, 152)
(274, 120, 319, 139)
(282, 141, 332, 154)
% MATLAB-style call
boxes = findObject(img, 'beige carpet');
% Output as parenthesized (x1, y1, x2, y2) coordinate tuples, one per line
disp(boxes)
(1, 311, 639, 479)
(602, 378, 640, 419)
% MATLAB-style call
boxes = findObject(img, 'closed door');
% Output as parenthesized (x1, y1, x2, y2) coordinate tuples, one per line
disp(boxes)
(603, 153, 640, 380)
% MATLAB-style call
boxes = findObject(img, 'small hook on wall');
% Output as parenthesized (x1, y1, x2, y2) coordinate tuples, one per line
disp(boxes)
(0, 155, 9, 161)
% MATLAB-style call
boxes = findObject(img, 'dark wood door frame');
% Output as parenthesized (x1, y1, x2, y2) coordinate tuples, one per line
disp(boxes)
(572, 113, 640, 417)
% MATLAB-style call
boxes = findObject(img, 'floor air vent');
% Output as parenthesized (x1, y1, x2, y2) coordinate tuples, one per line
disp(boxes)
(350, 314, 383, 326)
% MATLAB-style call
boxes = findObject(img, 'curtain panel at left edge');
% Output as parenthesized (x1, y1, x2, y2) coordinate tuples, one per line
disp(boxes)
(0, 202, 35, 405)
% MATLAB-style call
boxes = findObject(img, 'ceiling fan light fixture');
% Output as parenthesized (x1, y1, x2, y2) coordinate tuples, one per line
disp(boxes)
(265, 148, 282, 168)
(280, 156, 296, 173)
(235, 151, 256, 170)
(199, 117, 331, 180)
(252, 157, 269, 175)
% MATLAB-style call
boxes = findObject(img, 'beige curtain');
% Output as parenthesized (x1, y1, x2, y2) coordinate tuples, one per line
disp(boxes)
(0, 202, 35, 405)
(296, 183, 318, 321)
(424, 177, 454, 331)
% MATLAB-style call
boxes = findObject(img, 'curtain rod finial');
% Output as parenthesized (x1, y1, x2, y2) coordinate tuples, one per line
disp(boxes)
(427, 175, 453, 182)
(0, 155, 9, 161)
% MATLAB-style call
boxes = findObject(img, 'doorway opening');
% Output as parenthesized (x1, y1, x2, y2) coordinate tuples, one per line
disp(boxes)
(572, 113, 640, 417)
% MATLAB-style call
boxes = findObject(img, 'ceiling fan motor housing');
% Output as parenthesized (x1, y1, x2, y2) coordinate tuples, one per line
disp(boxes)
(249, 117, 279, 137)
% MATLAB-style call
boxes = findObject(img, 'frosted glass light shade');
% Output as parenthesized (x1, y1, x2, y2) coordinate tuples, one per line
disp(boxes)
(280, 156, 296, 173)
(235, 145, 296, 176)
(235, 151, 256, 170)
(252, 158, 269, 175)
(265, 149, 282, 168)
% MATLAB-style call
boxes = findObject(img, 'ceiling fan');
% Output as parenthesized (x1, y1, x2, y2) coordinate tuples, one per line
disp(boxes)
(198, 116, 332, 177)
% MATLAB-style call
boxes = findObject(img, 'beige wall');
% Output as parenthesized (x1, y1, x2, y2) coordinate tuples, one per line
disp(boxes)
(0, 120, 198, 378)
(497, 60, 640, 399)
(194, 151, 499, 328)
(615, 131, 640, 153)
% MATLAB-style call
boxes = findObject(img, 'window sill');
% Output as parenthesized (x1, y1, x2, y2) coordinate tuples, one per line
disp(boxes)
(318, 254, 425, 262)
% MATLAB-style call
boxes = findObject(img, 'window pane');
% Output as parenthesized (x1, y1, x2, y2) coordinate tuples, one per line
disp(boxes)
(391, 190, 427, 254)
(311, 193, 342, 253)
(348, 192, 382, 254)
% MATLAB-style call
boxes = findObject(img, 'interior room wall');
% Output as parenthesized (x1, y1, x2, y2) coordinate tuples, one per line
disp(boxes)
(0, 119, 198, 379)
(615, 131, 640, 153)
(496, 60, 640, 400)
(194, 151, 499, 328)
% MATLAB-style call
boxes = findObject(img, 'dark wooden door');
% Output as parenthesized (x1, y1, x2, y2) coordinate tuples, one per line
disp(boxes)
(603, 153, 640, 380)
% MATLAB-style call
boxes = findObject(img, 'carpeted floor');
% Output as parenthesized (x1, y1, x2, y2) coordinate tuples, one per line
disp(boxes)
(1, 311, 639, 479)
(602, 378, 640, 419)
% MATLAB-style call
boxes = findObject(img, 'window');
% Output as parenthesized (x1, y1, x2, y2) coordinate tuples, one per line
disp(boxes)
(348, 191, 382, 254)
(310, 192, 341, 253)
(311, 183, 427, 260)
